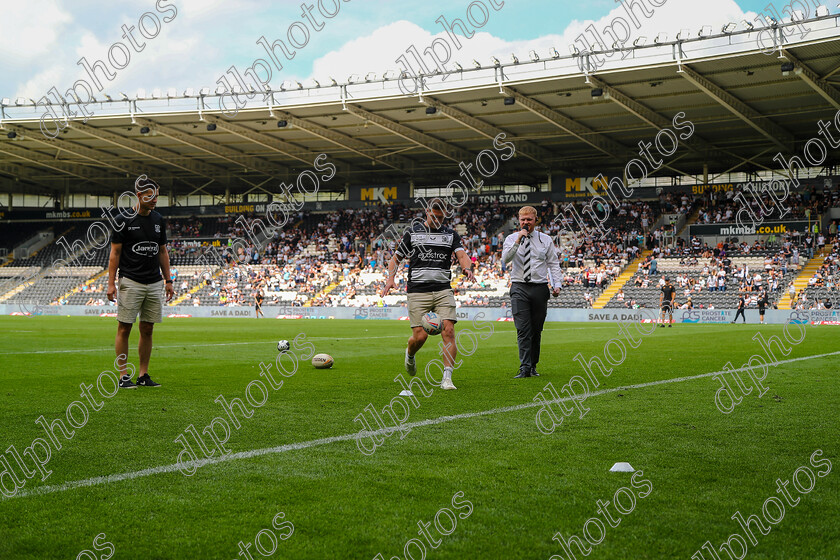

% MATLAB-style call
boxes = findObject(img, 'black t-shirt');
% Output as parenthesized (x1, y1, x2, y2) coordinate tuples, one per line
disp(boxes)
(110, 211, 167, 284)
(395, 222, 464, 293)
(256, 293, 264, 306)
(738, 297, 745, 309)
(661, 285, 676, 305)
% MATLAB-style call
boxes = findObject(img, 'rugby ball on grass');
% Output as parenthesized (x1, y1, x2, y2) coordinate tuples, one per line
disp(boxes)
(312, 353, 334, 369)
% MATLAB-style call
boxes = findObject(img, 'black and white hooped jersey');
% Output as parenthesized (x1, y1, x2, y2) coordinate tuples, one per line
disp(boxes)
(395, 222, 465, 293)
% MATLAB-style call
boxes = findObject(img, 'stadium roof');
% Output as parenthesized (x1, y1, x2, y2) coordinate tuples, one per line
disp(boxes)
(1, 15, 840, 198)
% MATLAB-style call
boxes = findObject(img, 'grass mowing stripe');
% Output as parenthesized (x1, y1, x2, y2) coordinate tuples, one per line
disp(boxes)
(0, 324, 616, 355)
(5, 348, 837, 502)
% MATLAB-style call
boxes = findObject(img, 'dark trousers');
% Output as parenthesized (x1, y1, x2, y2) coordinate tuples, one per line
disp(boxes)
(734, 308, 746, 322)
(511, 282, 550, 372)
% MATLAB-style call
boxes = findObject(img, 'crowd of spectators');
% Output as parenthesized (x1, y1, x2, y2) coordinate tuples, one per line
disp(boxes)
(697, 182, 839, 224)
(38, 184, 834, 309)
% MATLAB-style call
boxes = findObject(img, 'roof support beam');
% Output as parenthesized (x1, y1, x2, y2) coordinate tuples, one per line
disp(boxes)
(134, 118, 289, 179)
(420, 97, 554, 167)
(586, 76, 775, 174)
(0, 143, 119, 189)
(500, 86, 628, 158)
(273, 110, 414, 174)
(345, 104, 473, 163)
(68, 122, 230, 181)
(783, 50, 840, 110)
(203, 115, 320, 167)
(679, 65, 794, 151)
(3, 124, 169, 180)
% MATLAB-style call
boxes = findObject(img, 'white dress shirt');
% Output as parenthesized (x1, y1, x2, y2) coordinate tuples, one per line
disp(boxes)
(502, 229, 563, 289)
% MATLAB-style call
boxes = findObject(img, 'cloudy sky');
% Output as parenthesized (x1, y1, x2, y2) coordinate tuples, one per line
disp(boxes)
(0, 0, 810, 101)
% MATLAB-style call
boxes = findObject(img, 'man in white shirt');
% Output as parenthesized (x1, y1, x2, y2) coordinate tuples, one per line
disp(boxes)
(502, 206, 562, 378)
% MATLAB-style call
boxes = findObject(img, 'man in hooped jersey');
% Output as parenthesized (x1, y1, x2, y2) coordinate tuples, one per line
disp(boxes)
(381, 200, 475, 390)
(107, 176, 174, 389)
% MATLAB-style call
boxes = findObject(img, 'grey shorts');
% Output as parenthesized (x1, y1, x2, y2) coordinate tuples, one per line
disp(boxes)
(407, 289, 457, 328)
(117, 277, 164, 324)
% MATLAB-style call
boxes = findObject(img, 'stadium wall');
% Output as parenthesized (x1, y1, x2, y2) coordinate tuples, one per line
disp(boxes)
(3, 305, 836, 324)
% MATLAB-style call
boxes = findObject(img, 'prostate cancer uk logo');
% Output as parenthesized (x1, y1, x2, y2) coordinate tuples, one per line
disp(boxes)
(132, 241, 159, 256)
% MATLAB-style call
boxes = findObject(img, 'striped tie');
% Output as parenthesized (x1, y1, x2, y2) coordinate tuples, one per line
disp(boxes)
(523, 235, 531, 282)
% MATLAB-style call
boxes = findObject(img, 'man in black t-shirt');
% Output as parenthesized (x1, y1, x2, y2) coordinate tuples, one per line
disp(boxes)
(659, 277, 676, 328)
(382, 200, 475, 390)
(255, 290, 264, 318)
(758, 288, 768, 324)
(732, 295, 747, 323)
(107, 177, 173, 389)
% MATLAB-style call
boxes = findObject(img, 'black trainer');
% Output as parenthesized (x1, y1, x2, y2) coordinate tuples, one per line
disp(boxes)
(514, 369, 532, 379)
(530, 369, 541, 377)
(119, 375, 137, 389)
(136, 373, 161, 387)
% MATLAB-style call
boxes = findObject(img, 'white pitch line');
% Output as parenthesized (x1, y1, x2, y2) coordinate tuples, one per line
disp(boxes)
(4, 349, 838, 501)
(0, 325, 611, 355)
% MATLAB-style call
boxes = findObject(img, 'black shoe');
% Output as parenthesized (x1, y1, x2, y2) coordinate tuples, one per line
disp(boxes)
(668, 324, 672, 328)
(136, 374, 161, 387)
(514, 370, 532, 378)
(530, 369, 541, 377)
(659, 324, 665, 328)
(119, 375, 137, 389)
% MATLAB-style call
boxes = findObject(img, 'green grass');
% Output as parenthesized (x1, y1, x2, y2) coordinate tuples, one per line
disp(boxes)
(0, 316, 838, 560)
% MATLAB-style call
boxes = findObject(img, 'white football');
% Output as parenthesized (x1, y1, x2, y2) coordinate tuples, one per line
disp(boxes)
(312, 353, 334, 369)
(421, 312, 443, 335)
(277, 340, 290, 352)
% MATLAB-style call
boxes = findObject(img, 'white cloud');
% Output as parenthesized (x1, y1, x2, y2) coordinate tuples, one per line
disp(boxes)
(0, 0, 73, 64)
(13, 8, 219, 100)
(307, 0, 758, 81)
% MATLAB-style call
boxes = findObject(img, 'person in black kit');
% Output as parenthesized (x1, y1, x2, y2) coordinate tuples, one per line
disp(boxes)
(659, 277, 676, 328)
(733, 295, 747, 323)
(758, 288, 768, 324)
(255, 290, 264, 318)
(107, 177, 173, 389)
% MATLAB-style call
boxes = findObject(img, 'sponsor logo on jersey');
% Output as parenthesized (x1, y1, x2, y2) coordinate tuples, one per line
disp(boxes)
(417, 249, 449, 261)
(132, 241, 159, 256)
